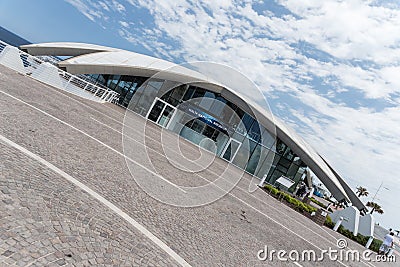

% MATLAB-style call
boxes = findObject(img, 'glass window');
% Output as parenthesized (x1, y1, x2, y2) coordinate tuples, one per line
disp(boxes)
(254, 148, 274, 178)
(268, 169, 285, 185)
(185, 119, 194, 128)
(192, 87, 206, 98)
(221, 102, 236, 122)
(231, 131, 246, 143)
(133, 80, 164, 116)
(209, 96, 226, 118)
(283, 147, 295, 161)
(222, 139, 241, 161)
(199, 91, 215, 110)
(235, 112, 253, 136)
(148, 80, 163, 90)
(245, 143, 262, 174)
(248, 121, 261, 142)
(232, 145, 250, 169)
(161, 90, 172, 101)
(248, 138, 258, 154)
(229, 107, 244, 131)
(148, 100, 165, 122)
(183, 86, 195, 101)
(260, 128, 275, 149)
(191, 120, 205, 133)
(90, 74, 99, 81)
(277, 156, 291, 169)
(203, 125, 216, 139)
(106, 75, 121, 90)
(242, 113, 255, 131)
(269, 153, 281, 170)
(97, 74, 107, 85)
(276, 164, 288, 174)
(286, 162, 300, 180)
(121, 76, 147, 107)
(170, 85, 187, 102)
(275, 139, 287, 155)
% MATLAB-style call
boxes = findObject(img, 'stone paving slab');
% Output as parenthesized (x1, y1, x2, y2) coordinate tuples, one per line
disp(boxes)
(0, 144, 180, 267)
(0, 65, 396, 266)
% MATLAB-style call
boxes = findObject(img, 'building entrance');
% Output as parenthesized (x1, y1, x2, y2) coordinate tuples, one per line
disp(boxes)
(179, 118, 230, 154)
(221, 139, 242, 162)
(147, 98, 176, 128)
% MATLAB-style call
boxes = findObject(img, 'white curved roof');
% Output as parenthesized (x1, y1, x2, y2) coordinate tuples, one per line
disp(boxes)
(59, 50, 213, 83)
(21, 42, 367, 207)
(20, 42, 121, 56)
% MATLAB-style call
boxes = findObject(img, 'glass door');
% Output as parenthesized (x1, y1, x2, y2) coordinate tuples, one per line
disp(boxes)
(221, 138, 241, 162)
(147, 98, 176, 128)
(158, 105, 175, 127)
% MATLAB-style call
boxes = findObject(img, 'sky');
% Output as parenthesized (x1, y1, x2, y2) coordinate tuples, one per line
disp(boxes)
(0, 0, 399, 229)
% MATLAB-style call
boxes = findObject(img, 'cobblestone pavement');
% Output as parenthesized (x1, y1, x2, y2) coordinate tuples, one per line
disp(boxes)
(0, 65, 396, 266)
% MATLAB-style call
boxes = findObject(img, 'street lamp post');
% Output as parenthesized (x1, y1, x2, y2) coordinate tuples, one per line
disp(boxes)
(371, 181, 389, 202)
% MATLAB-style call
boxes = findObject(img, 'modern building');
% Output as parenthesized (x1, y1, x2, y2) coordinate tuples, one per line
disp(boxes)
(20, 42, 366, 212)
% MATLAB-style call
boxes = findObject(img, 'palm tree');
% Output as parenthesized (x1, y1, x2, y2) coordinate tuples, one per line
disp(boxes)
(366, 201, 384, 214)
(356, 186, 369, 197)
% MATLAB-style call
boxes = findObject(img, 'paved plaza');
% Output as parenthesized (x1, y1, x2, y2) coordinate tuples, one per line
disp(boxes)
(0, 65, 396, 266)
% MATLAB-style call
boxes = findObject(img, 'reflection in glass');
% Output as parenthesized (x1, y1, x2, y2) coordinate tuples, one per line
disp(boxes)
(148, 100, 165, 122)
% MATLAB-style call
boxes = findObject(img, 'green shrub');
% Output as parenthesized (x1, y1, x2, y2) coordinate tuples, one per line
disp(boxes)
(264, 184, 279, 195)
(370, 239, 383, 253)
(262, 185, 317, 214)
(324, 216, 335, 228)
(310, 197, 327, 208)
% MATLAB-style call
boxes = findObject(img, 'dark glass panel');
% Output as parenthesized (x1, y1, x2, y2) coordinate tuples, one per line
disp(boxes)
(106, 75, 121, 90)
(260, 128, 275, 149)
(283, 147, 295, 161)
(245, 143, 262, 174)
(248, 121, 261, 142)
(148, 100, 165, 122)
(277, 156, 291, 169)
(170, 85, 187, 102)
(199, 91, 215, 110)
(209, 96, 227, 118)
(275, 139, 287, 155)
(191, 120, 205, 133)
(203, 125, 216, 139)
(183, 86, 195, 101)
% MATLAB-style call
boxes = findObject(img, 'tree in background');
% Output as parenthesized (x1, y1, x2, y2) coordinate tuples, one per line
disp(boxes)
(366, 201, 384, 214)
(356, 186, 369, 197)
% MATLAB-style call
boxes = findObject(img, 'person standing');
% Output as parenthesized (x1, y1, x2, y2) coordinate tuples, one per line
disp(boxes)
(379, 232, 395, 255)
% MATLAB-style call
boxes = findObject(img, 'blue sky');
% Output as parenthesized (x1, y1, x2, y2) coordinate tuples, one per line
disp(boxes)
(0, 0, 399, 229)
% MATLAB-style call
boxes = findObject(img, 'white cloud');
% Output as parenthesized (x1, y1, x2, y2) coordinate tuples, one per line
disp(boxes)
(64, 0, 95, 21)
(278, 0, 400, 64)
(98, 1, 110, 11)
(111, 0, 126, 13)
(119, 21, 129, 28)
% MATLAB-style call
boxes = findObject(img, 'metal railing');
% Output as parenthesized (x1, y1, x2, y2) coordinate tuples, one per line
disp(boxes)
(0, 40, 119, 103)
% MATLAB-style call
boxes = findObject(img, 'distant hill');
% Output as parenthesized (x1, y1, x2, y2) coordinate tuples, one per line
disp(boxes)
(0, 26, 30, 47)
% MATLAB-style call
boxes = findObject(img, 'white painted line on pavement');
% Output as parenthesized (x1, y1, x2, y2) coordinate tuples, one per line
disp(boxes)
(0, 134, 191, 267)
(293, 262, 303, 267)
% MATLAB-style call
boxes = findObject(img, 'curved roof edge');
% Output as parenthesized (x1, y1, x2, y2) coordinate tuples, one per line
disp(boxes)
(20, 42, 121, 57)
(23, 42, 368, 207)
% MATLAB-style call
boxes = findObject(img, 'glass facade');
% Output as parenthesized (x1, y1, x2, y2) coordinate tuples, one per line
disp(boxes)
(88, 73, 308, 192)
(88, 74, 147, 107)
